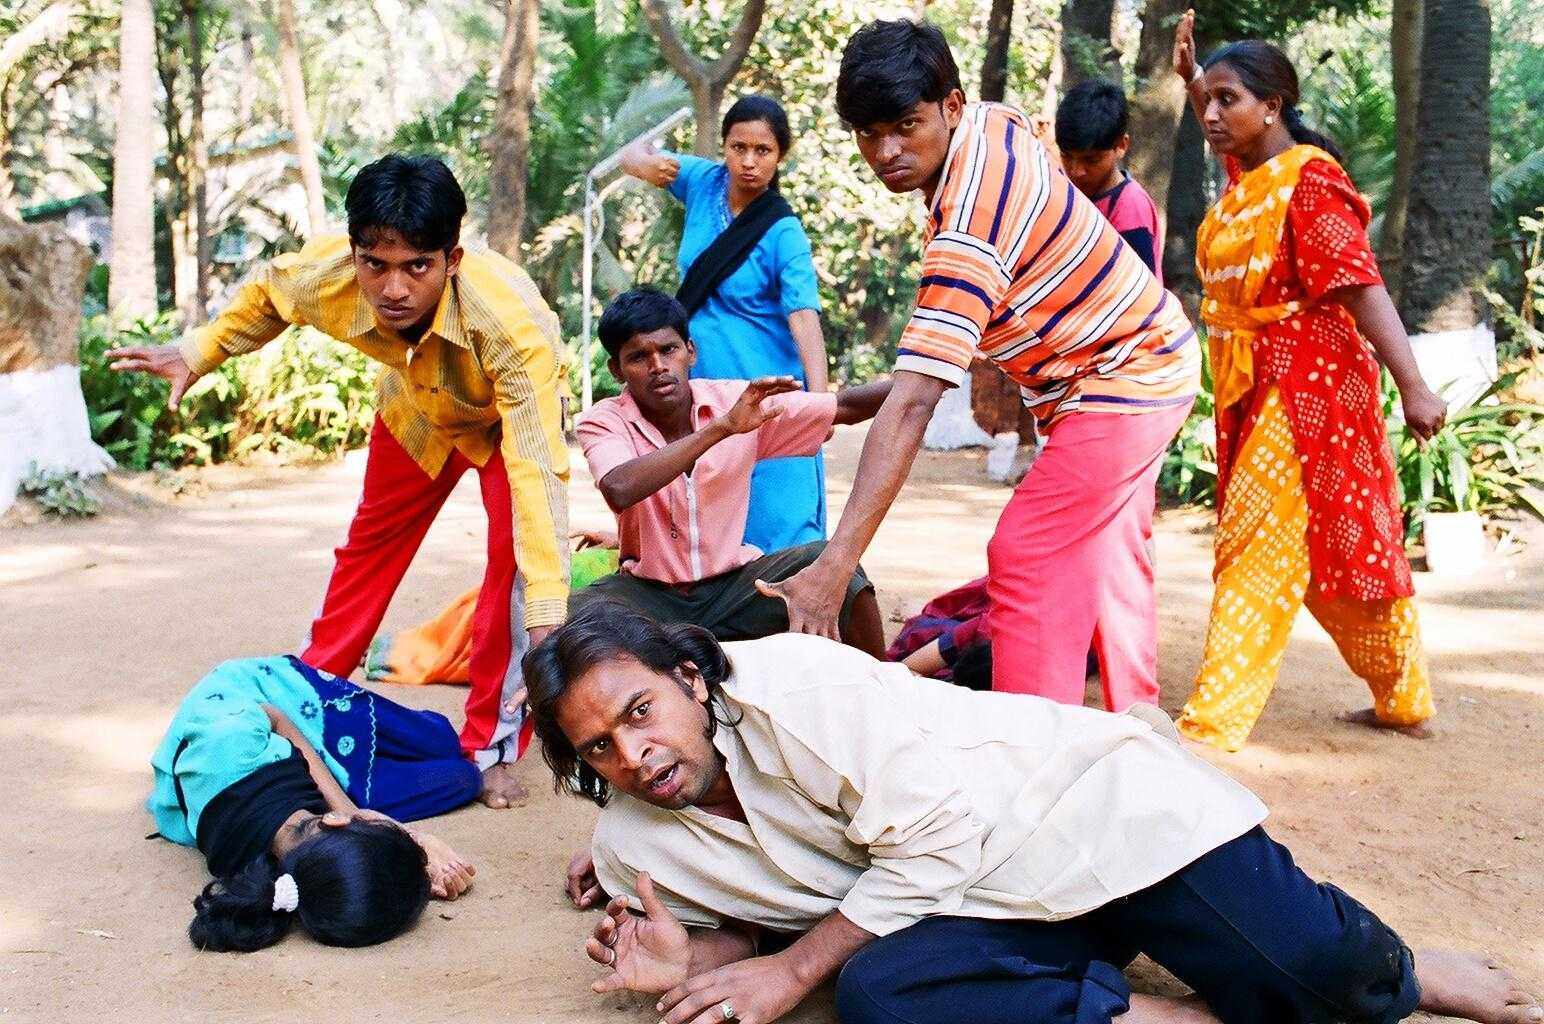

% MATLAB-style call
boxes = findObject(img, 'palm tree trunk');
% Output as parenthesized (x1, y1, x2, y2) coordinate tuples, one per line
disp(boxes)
(980, 0, 1015, 103)
(274, 0, 327, 236)
(486, 0, 540, 261)
(183, 0, 210, 323)
(109, 0, 158, 318)
(1381, 0, 1421, 300)
(1399, 0, 1491, 334)
(1124, 0, 1189, 226)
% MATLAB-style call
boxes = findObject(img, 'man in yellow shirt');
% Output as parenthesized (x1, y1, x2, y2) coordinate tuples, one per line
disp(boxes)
(108, 155, 568, 807)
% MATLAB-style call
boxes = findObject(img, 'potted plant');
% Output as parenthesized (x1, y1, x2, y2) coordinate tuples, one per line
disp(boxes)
(1392, 373, 1544, 573)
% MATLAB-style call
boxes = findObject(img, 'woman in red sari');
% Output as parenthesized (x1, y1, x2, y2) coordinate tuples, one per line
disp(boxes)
(1170, 13, 1449, 751)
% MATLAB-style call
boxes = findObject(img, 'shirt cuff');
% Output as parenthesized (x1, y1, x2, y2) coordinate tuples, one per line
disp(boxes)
(894, 352, 968, 387)
(524, 589, 569, 628)
(179, 330, 228, 377)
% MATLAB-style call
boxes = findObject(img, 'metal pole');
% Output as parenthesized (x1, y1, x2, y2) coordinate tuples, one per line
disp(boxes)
(577, 106, 692, 410)
(581, 179, 596, 410)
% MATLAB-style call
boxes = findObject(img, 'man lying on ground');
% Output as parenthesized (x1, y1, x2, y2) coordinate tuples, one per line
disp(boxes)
(573, 287, 891, 656)
(148, 656, 477, 952)
(529, 601, 1538, 1024)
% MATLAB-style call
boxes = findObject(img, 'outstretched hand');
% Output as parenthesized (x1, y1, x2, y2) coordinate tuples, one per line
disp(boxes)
(723, 376, 801, 435)
(1172, 8, 1198, 82)
(587, 872, 692, 995)
(106, 342, 200, 410)
(411, 828, 476, 900)
(755, 559, 845, 641)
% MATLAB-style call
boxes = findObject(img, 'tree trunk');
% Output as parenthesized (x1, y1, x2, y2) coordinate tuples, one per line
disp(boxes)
(0, 214, 113, 514)
(979, 0, 1015, 103)
(1381, 0, 1422, 301)
(1060, 0, 1118, 87)
(109, 0, 158, 318)
(183, 0, 210, 323)
(486, 0, 541, 261)
(640, 0, 767, 157)
(1162, 105, 1207, 315)
(274, 0, 327, 236)
(1124, 0, 1189, 226)
(1399, 0, 1491, 334)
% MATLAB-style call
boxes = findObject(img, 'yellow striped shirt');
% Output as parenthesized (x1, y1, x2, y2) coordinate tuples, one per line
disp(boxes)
(179, 235, 571, 625)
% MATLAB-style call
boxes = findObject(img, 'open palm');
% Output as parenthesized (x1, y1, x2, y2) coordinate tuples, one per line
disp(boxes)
(589, 872, 692, 995)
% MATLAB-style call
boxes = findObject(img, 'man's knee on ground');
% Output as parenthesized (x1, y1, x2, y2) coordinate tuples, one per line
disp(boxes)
(1281, 885, 1420, 1024)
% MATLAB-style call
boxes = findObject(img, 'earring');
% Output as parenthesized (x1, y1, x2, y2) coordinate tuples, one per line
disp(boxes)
(1264, 115, 1274, 125)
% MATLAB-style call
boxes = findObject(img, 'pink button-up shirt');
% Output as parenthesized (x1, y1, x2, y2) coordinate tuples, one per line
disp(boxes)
(577, 379, 837, 585)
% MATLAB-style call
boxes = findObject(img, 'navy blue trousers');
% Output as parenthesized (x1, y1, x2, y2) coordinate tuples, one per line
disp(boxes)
(835, 827, 1420, 1024)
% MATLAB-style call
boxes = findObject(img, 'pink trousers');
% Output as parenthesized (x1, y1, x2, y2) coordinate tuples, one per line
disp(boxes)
(987, 400, 1192, 710)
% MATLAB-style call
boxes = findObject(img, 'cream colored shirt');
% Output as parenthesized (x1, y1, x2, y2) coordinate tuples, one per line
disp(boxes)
(591, 634, 1266, 938)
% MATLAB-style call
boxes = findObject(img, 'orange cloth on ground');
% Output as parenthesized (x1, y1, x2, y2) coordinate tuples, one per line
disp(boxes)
(366, 588, 479, 685)
(1177, 388, 1432, 751)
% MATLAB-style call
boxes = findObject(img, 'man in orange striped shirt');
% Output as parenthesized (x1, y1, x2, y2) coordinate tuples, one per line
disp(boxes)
(763, 19, 1198, 710)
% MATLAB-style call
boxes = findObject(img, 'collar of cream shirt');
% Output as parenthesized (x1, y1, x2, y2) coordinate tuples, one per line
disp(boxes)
(343, 273, 473, 350)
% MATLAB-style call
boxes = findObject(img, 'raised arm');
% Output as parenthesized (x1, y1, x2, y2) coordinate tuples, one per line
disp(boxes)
(593, 377, 800, 511)
(619, 140, 682, 190)
(1173, 9, 1208, 126)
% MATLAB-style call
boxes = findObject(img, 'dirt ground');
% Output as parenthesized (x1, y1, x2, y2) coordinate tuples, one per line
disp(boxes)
(2, 423, 1541, 1023)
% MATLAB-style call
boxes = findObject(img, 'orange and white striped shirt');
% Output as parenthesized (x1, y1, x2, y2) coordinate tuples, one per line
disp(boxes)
(896, 103, 1199, 426)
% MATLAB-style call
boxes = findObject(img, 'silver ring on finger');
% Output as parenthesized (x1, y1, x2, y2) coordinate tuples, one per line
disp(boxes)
(604, 946, 616, 966)
(719, 1000, 736, 1021)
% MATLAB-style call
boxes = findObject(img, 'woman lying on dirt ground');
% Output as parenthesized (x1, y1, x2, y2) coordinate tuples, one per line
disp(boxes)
(147, 655, 479, 951)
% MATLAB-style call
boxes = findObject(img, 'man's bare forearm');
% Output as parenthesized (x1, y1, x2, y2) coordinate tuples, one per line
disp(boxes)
(822, 372, 947, 569)
(597, 420, 733, 511)
(688, 925, 759, 977)
(774, 912, 875, 991)
(834, 379, 896, 425)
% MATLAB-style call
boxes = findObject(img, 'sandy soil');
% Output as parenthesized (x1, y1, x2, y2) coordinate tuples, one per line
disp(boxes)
(2, 423, 1540, 1023)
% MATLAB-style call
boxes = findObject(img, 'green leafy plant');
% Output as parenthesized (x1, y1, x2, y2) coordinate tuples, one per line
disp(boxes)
(79, 316, 377, 469)
(1159, 353, 1219, 506)
(1391, 373, 1544, 539)
(20, 466, 100, 517)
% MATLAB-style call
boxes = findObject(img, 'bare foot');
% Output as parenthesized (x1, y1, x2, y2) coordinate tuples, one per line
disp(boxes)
(478, 762, 529, 808)
(1338, 707, 1435, 739)
(1416, 949, 1541, 1024)
(1120, 993, 1220, 1023)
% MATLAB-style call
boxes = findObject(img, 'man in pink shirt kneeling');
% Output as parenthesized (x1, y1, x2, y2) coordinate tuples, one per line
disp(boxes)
(574, 288, 891, 655)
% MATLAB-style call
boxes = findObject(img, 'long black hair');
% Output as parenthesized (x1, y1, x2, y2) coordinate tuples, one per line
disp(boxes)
(188, 817, 430, 952)
(523, 600, 734, 807)
(1202, 40, 1345, 164)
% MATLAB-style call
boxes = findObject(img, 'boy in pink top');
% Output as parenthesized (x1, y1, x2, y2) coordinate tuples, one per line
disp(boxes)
(1055, 79, 1164, 283)
(574, 288, 890, 655)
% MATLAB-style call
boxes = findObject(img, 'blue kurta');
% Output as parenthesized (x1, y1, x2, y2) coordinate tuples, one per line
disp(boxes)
(667, 152, 827, 553)
(148, 656, 477, 850)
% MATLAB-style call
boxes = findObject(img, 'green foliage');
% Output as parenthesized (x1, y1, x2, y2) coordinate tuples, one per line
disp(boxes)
(79, 313, 196, 470)
(1300, 48, 1395, 216)
(19, 467, 100, 518)
(79, 315, 377, 470)
(1490, 206, 1544, 363)
(1158, 357, 1218, 506)
(1391, 374, 1544, 538)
